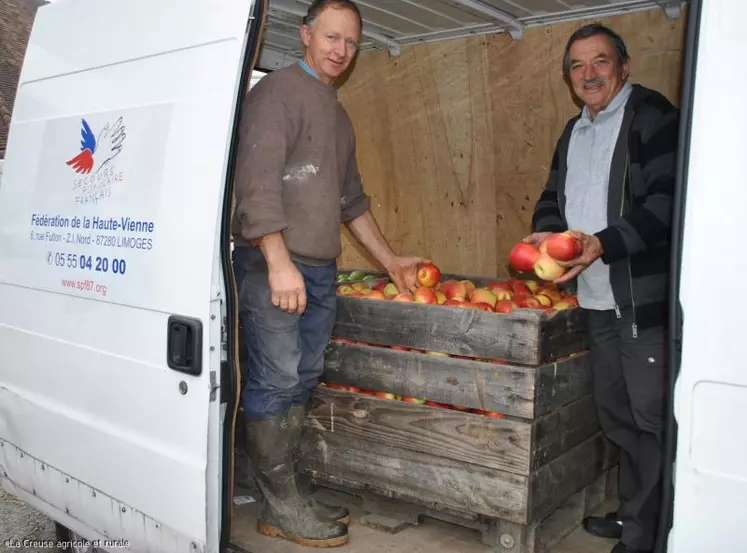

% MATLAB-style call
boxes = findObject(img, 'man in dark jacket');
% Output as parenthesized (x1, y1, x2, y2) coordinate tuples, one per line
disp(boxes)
(524, 24, 678, 553)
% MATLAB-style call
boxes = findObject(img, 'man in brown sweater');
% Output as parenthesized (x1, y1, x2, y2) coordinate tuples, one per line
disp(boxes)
(231, 0, 427, 547)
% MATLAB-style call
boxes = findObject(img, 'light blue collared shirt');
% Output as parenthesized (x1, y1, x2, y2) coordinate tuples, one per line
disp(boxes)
(565, 81, 633, 310)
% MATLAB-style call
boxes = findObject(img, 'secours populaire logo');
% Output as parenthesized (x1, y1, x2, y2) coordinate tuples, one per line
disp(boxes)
(65, 117, 127, 205)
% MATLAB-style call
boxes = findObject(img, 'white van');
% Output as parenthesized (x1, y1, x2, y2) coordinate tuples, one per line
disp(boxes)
(0, 0, 744, 552)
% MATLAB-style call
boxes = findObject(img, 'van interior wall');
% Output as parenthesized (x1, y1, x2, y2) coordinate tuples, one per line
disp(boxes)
(337, 7, 688, 278)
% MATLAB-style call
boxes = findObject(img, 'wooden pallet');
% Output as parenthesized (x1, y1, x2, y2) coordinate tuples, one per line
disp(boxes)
(304, 464, 618, 553)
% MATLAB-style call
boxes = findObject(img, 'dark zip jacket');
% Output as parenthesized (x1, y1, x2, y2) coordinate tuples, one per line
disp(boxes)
(531, 84, 679, 333)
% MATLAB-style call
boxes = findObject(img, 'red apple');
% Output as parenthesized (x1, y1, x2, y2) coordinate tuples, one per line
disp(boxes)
(392, 293, 414, 302)
(382, 283, 399, 298)
(486, 280, 512, 294)
(414, 286, 438, 304)
(510, 280, 532, 295)
(373, 391, 398, 400)
(517, 296, 542, 309)
(373, 280, 389, 292)
(494, 299, 517, 313)
(366, 290, 386, 300)
(440, 279, 468, 300)
(509, 243, 541, 272)
(460, 280, 476, 299)
(533, 254, 566, 281)
(471, 288, 498, 308)
(476, 409, 505, 419)
(537, 287, 563, 303)
(523, 280, 540, 293)
(401, 396, 426, 404)
(473, 302, 494, 312)
(543, 232, 582, 261)
(494, 289, 513, 301)
(435, 291, 447, 304)
(534, 294, 553, 307)
(417, 262, 442, 288)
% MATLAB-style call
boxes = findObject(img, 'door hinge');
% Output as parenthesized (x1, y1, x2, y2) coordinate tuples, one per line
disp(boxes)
(209, 370, 219, 401)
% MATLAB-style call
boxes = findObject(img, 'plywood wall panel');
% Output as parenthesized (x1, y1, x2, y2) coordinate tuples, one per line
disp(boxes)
(337, 7, 688, 277)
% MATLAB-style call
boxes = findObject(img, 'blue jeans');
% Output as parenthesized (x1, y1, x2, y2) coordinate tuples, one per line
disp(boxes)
(232, 246, 338, 420)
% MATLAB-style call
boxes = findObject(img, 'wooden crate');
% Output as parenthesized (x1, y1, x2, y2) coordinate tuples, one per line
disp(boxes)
(299, 385, 616, 526)
(332, 271, 588, 366)
(296, 272, 609, 552)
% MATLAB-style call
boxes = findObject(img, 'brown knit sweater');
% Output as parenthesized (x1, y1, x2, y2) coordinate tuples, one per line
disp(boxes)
(231, 62, 371, 265)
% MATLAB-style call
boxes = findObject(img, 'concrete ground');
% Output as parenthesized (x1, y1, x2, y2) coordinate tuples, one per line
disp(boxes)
(0, 490, 58, 553)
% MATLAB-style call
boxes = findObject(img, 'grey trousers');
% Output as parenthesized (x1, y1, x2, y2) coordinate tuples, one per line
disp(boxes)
(587, 306, 668, 551)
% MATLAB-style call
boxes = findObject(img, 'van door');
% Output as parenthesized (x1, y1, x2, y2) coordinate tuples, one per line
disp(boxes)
(0, 0, 265, 551)
(668, 0, 747, 551)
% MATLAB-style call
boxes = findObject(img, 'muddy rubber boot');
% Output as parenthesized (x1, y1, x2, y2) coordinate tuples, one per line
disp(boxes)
(245, 413, 349, 548)
(287, 404, 351, 525)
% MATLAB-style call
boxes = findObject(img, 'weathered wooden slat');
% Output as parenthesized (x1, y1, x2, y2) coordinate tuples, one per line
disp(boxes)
(300, 426, 531, 523)
(529, 432, 618, 522)
(322, 341, 593, 419)
(308, 387, 532, 475)
(530, 394, 600, 471)
(331, 294, 587, 366)
(308, 387, 600, 477)
(299, 423, 612, 525)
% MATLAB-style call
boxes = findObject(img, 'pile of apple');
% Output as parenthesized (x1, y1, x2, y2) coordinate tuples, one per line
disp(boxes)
(318, 381, 505, 419)
(336, 262, 578, 313)
(509, 232, 583, 281)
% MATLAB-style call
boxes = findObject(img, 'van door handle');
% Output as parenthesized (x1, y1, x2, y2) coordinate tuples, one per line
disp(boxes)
(167, 315, 203, 375)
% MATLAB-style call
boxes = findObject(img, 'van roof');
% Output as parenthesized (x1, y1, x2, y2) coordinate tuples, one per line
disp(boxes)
(260, 0, 685, 69)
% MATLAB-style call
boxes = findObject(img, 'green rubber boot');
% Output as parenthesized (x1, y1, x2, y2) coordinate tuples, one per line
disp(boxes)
(287, 404, 352, 525)
(244, 413, 348, 548)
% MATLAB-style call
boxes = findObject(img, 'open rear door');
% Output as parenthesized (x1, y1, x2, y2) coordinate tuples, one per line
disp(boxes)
(0, 0, 265, 551)
(668, 0, 747, 551)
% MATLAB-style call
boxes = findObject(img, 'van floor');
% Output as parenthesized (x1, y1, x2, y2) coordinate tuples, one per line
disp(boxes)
(228, 488, 619, 553)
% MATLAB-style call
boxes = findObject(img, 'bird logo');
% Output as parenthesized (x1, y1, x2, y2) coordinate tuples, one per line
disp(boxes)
(66, 117, 126, 175)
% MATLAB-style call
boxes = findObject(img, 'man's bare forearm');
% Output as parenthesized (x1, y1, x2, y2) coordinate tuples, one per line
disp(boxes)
(345, 210, 396, 270)
(253, 233, 293, 271)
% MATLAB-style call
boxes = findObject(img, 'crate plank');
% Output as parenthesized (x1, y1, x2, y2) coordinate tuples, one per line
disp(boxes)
(308, 387, 532, 475)
(300, 424, 612, 525)
(323, 341, 593, 419)
(531, 394, 600, 471)
(300, 425, 530, 523)
(308, 387, 600, 477)
(331, 295, 588, 366)
(528, 432, 618, 522)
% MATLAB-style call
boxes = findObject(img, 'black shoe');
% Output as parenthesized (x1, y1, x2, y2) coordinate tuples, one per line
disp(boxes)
(244, 414, 349, 548)
(611, 542, 652, 553)
(583, 511, 623, 539)
(287, 404, 352, 525)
